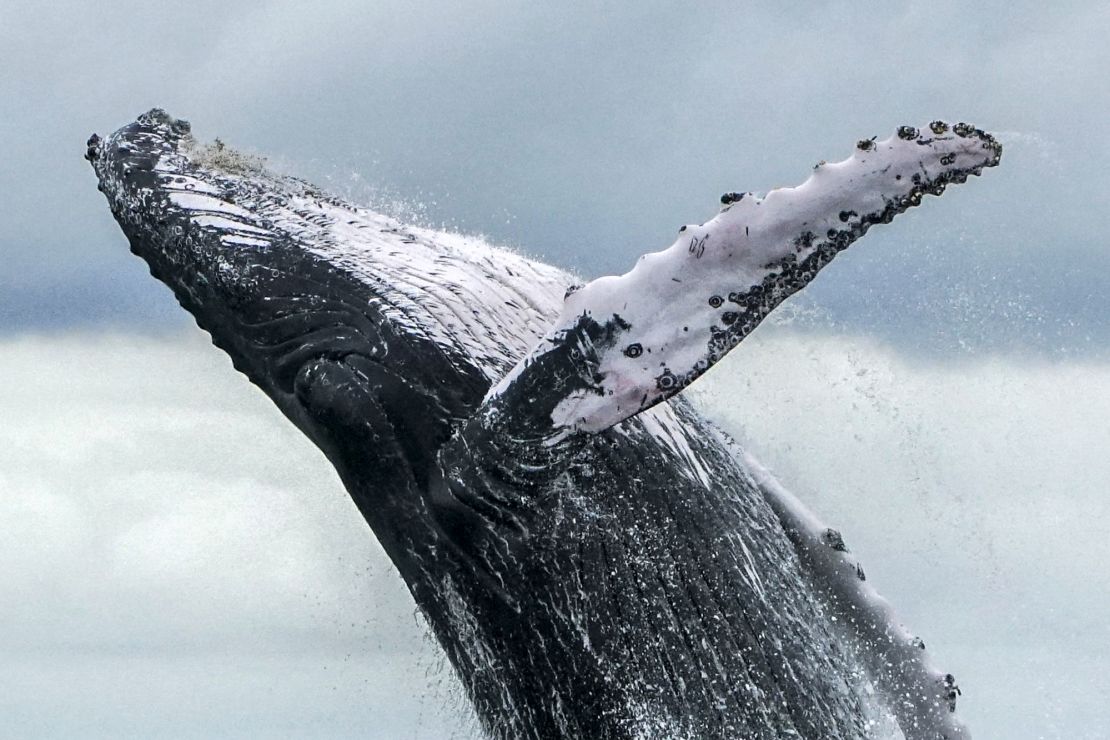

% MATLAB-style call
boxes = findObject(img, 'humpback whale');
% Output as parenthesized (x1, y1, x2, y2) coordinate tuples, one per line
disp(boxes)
(87, 110, 1001, 739)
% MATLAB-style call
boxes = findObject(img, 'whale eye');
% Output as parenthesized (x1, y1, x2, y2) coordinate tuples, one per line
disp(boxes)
(708, 295, 723, 308)
(623, 343, 643, 358)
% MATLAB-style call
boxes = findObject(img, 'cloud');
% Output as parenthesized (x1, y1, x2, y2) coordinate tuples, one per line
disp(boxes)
(2, 0, 1108, 355)
(689, 324, 1110, 739)
(0, 331, 480, 739)
(3, 327, 1108, 737)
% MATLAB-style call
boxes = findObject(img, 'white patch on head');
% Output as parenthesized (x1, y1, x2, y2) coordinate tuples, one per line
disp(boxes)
(159, 142, 573, 381)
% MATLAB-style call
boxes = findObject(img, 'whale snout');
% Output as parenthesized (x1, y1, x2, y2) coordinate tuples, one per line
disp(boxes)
(86, 109, 198, 243)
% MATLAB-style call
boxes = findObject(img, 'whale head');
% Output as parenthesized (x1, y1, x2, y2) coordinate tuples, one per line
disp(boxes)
(85, 109, 565, 522)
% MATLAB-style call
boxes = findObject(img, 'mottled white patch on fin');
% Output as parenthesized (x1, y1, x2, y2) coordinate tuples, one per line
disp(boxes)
(484, 123, 1002, 439)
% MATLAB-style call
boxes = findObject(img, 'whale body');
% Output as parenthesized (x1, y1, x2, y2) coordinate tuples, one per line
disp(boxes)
(87, 110, 1000, 739)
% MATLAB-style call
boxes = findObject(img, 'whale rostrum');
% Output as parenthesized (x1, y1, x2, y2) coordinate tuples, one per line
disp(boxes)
(88, 109, 1000, 739)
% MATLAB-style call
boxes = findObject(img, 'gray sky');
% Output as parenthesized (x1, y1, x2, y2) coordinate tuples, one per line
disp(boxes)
(0, 333, 481, 739)
(2, 1, 1110, 738)
(5, 328, 1109, 738)
(2, 0, 1108, 354)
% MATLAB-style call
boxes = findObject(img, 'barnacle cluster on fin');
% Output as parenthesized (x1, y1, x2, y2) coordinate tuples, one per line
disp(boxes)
(481, 121, 1002, 441)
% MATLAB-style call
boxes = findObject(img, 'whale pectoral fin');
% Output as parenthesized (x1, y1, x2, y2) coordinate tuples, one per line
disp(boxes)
(475, 123, 1002, 444)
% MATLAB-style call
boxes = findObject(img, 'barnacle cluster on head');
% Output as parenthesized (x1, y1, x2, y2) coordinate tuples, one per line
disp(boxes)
(189, 137, 269, 176)
(84, 133, 101, 162)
